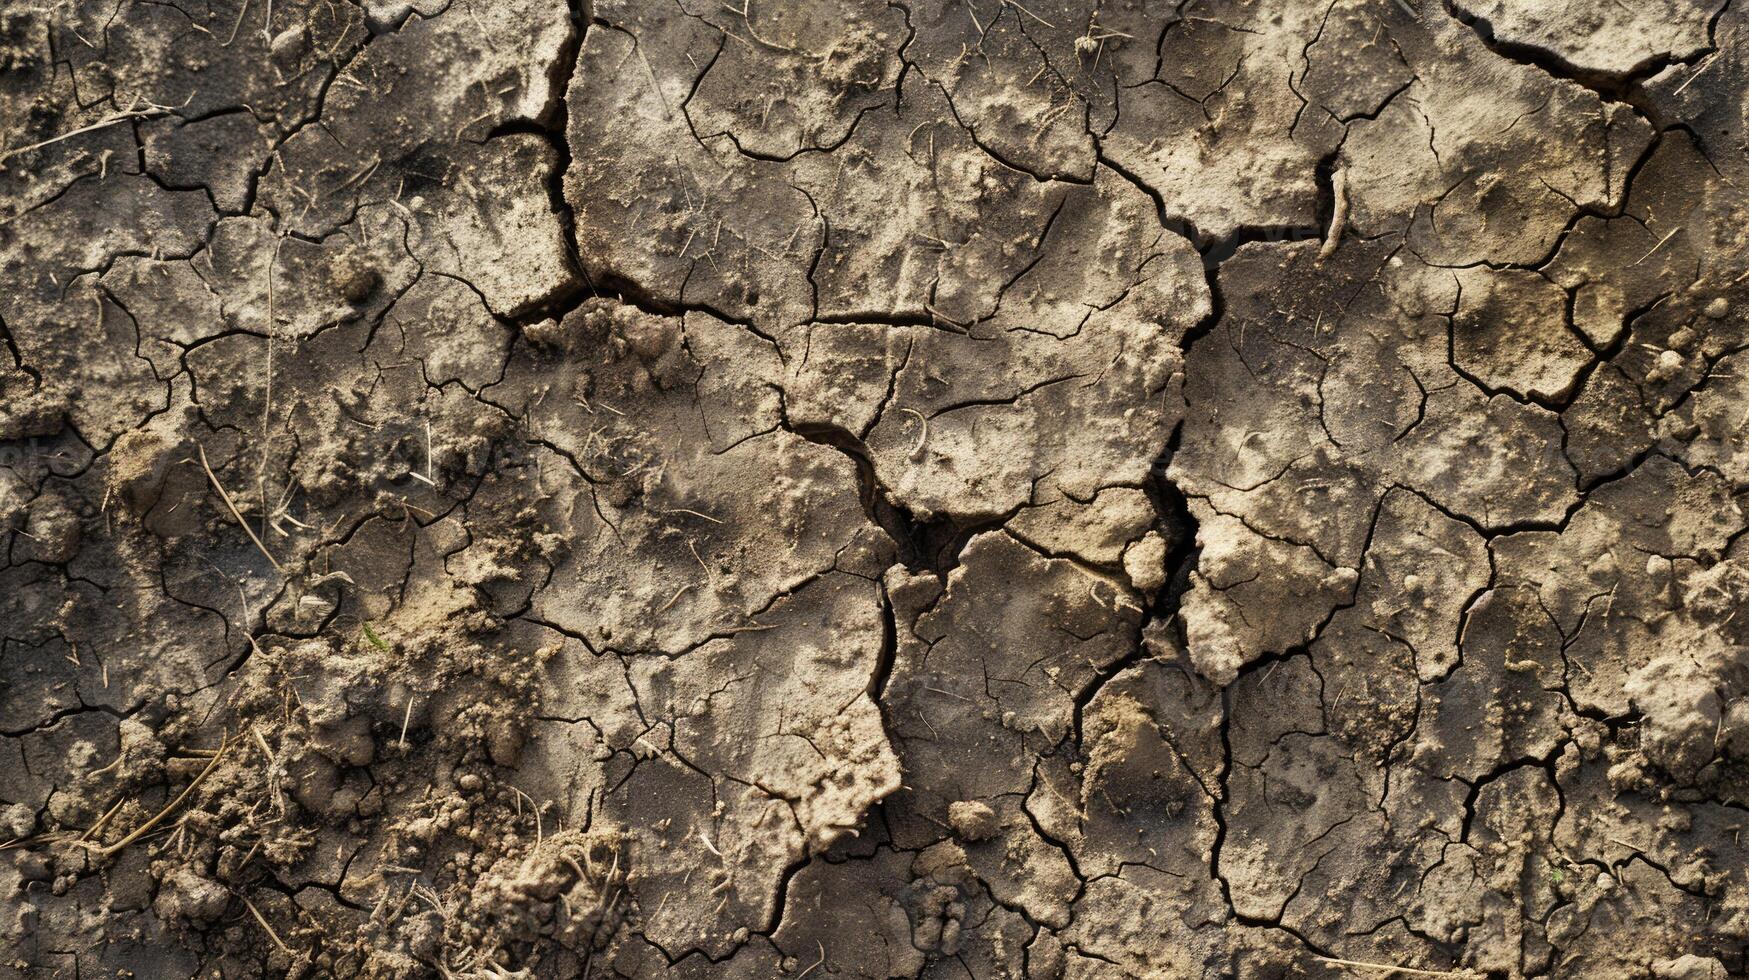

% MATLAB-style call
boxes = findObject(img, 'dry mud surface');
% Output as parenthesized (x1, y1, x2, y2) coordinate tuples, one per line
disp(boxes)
(3, 1, 1749, 978)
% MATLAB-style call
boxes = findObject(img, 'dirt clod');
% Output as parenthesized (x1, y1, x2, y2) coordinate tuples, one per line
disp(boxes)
(947, 801, 999, 843)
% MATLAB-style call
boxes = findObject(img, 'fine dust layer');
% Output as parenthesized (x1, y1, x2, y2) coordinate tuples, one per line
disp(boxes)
(3, 1, 1749, 978)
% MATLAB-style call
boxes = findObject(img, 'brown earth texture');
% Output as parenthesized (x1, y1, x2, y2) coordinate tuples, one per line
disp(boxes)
(4, 1, 1749, 978)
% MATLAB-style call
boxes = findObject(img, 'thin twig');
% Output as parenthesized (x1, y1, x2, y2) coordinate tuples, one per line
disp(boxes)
(80, 797, 126, 842)
(0, 107, 171, 171)
(240, 892, 293, 955)
(656, 507, 723, 524)
(796, 940, 827, 978)
(196, 444, 284, 572)
(1314, 956, 1479, 978)
(78, 734, 231, 858)
(658, 584, 692, 613)
(1632, 226, 1682, 266)
(1673, 51, 1721, 96)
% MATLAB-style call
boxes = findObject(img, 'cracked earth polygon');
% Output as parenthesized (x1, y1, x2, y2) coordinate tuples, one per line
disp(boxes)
(3, 2, 1748, 978)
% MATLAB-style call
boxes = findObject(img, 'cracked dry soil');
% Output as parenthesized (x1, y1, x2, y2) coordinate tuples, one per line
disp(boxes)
(4, 0, 1749, 978)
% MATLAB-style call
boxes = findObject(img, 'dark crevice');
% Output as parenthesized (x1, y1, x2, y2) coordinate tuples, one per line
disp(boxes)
(784, 418, 1010, 575)
(481, 0, 591, 326)
(1440, 0, 1689, 128)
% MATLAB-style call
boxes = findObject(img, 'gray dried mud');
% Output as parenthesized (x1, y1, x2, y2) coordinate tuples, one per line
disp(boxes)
(2, 1, 1748, 978)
